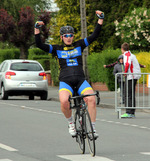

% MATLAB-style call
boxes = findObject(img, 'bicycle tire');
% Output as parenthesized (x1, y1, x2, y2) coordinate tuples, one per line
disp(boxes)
(74, 110, 85, 154)
(84, 109, 96, 156)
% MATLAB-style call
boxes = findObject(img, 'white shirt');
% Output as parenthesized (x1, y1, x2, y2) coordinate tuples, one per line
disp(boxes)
(124, 50, 141, 80)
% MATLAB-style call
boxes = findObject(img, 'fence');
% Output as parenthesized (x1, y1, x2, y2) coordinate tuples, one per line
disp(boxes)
(115, 73, 150, 119)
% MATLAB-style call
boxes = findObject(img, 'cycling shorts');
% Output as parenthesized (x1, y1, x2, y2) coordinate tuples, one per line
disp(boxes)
(59, 76, 92, 96)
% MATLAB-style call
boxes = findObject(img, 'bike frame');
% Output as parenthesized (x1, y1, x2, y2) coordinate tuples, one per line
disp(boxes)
(68, 91, 100, 156)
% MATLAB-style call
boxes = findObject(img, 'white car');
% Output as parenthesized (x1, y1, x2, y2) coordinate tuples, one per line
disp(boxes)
(0, 59, 48, 100)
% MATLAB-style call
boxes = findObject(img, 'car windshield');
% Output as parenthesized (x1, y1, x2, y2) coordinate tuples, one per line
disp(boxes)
(10, 62, 43, 71)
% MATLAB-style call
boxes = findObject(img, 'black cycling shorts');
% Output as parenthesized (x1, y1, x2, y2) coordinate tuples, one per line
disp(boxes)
(59, 76, 92, 96)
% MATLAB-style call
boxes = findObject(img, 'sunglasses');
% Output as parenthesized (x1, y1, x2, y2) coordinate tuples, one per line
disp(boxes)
(63, 34, 74, 38)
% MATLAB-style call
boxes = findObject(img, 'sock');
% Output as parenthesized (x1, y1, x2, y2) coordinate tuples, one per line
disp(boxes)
(67, 116, 73, 124)
(92, 122, 96, 131)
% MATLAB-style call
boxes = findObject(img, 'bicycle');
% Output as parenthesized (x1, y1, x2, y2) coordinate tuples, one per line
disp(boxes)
(68, 88, 100, 157)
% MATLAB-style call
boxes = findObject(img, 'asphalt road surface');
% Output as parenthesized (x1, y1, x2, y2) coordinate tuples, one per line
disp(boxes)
(0, 97, 150, 161)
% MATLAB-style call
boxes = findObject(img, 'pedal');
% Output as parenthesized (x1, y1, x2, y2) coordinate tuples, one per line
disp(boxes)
(72, 135, 77, 138)
(94, 136, 98, 140)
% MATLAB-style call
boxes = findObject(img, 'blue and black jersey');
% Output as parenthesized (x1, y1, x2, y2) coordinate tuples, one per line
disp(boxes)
(35, 23, 102, 81)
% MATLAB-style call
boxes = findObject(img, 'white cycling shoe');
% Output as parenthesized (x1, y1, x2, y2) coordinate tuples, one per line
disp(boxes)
(68, 122, 76, 137)
(93, 130, 99, 139)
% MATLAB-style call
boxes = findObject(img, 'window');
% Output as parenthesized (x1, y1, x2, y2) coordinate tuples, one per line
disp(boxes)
(10, 62, 43, 71)
(0, 62, 8, 72)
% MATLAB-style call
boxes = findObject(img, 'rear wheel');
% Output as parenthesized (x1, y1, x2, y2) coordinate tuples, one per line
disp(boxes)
(40, 91, 48, 100)
(75, 111, 85, 154)
(29, 95, 34, 100)
(85, 109, 96, 156)
(1, 85, 8, 100)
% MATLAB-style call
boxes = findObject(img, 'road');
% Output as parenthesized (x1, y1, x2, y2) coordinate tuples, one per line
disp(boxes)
(0, 98, 150, 161)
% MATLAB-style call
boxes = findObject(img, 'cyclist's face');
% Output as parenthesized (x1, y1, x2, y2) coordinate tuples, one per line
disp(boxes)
(61, 33, 74, 45)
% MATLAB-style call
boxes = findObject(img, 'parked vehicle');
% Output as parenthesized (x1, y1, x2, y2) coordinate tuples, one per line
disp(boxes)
(0, 59, 48, 100)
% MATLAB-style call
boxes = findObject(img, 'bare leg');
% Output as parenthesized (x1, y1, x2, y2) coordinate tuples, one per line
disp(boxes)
(59, 90, 72, 118)
(83, 89, 96, 122)
(59, 90, 76, 136)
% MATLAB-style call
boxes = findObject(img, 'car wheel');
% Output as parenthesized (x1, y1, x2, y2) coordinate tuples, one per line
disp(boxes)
(29, 95, 34, 100)
(41, 92, 48, 100)
(1, 85, 8, 100)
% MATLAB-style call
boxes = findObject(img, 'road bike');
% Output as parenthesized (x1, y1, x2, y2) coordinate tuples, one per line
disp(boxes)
(68, 89, 100, 156)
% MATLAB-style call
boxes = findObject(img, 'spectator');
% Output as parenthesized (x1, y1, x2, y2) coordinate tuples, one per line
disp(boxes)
(121, 42, 141, 118)
(113, 55, 125, 104)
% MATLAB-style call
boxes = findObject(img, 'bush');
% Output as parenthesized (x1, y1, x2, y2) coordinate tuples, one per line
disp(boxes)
(28, 48, 50, 71)
(88, 49, 150, 90)
(37, 58, 50, 71)
(0, 49, 20, 63)
(49, 54, 59, 86)
(87, 49, 122, 91)
(114, 8, 150, 51)
(136, 52, 150, 83)
(28, 48, 47, 59)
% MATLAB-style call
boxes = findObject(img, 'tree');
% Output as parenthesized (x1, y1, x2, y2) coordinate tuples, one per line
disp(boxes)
(114, 8, 150, 51)
(0, 0, 51, 18)
(49, 0, 81, 44)
(0, 7, 51, 59)
(52, 0, 150, 52)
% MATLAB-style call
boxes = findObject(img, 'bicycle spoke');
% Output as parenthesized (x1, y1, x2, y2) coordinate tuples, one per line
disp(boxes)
(85, 109, 96, 156)
(75, 112, 85, 154)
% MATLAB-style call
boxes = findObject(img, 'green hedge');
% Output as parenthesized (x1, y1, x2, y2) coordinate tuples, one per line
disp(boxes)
(87, 49, 121, 91)
(49, 54, 59, 86)
(136, 52, 150, 84)
(0, 49, 20, 63)
(28, 48, 50, 71)
(2, 48, 149, 89)
(28, 48, 47, 58)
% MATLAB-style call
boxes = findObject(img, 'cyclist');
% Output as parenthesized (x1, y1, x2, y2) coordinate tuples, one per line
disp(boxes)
(34, 10, 104, 138)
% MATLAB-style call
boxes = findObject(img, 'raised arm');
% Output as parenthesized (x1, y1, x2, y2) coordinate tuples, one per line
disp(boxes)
(86, 10, 104, 44)
(34, 21, 49, 53)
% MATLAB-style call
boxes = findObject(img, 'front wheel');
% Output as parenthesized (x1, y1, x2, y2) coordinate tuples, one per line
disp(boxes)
(75, 111, 85, 154)
(84, 109, 96, 156)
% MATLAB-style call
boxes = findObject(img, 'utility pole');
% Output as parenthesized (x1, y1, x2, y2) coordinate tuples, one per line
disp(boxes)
(80, 0, 89, 81)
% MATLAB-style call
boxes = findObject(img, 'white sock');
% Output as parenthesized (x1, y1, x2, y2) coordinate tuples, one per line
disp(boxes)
(92, 122, 96, 131)
(67, 116, 73, 124)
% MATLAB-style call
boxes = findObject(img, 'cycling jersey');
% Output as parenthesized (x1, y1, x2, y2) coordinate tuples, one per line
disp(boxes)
(35, 23, 102, 80)
(35, 23, 102, 95)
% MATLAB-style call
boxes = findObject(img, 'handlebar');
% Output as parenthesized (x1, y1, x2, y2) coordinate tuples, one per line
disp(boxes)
(68, 91, 100, 105)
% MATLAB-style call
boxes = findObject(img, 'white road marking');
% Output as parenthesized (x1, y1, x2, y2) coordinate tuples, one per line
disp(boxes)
(140, 152, 150, 155)
(0, 159, 13, 161)
(130, 124, 138, 127)
(0, 102, 62, 115)
(0, 143, 18, 152)
(122, 123, 130, 126)
(1, 102, 150, 130)
(96, 118, 150, 130)
(58, 154, 115, 161)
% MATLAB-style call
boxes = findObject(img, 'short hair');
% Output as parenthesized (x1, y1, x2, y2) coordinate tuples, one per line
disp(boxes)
(121, 42, 129, 51)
